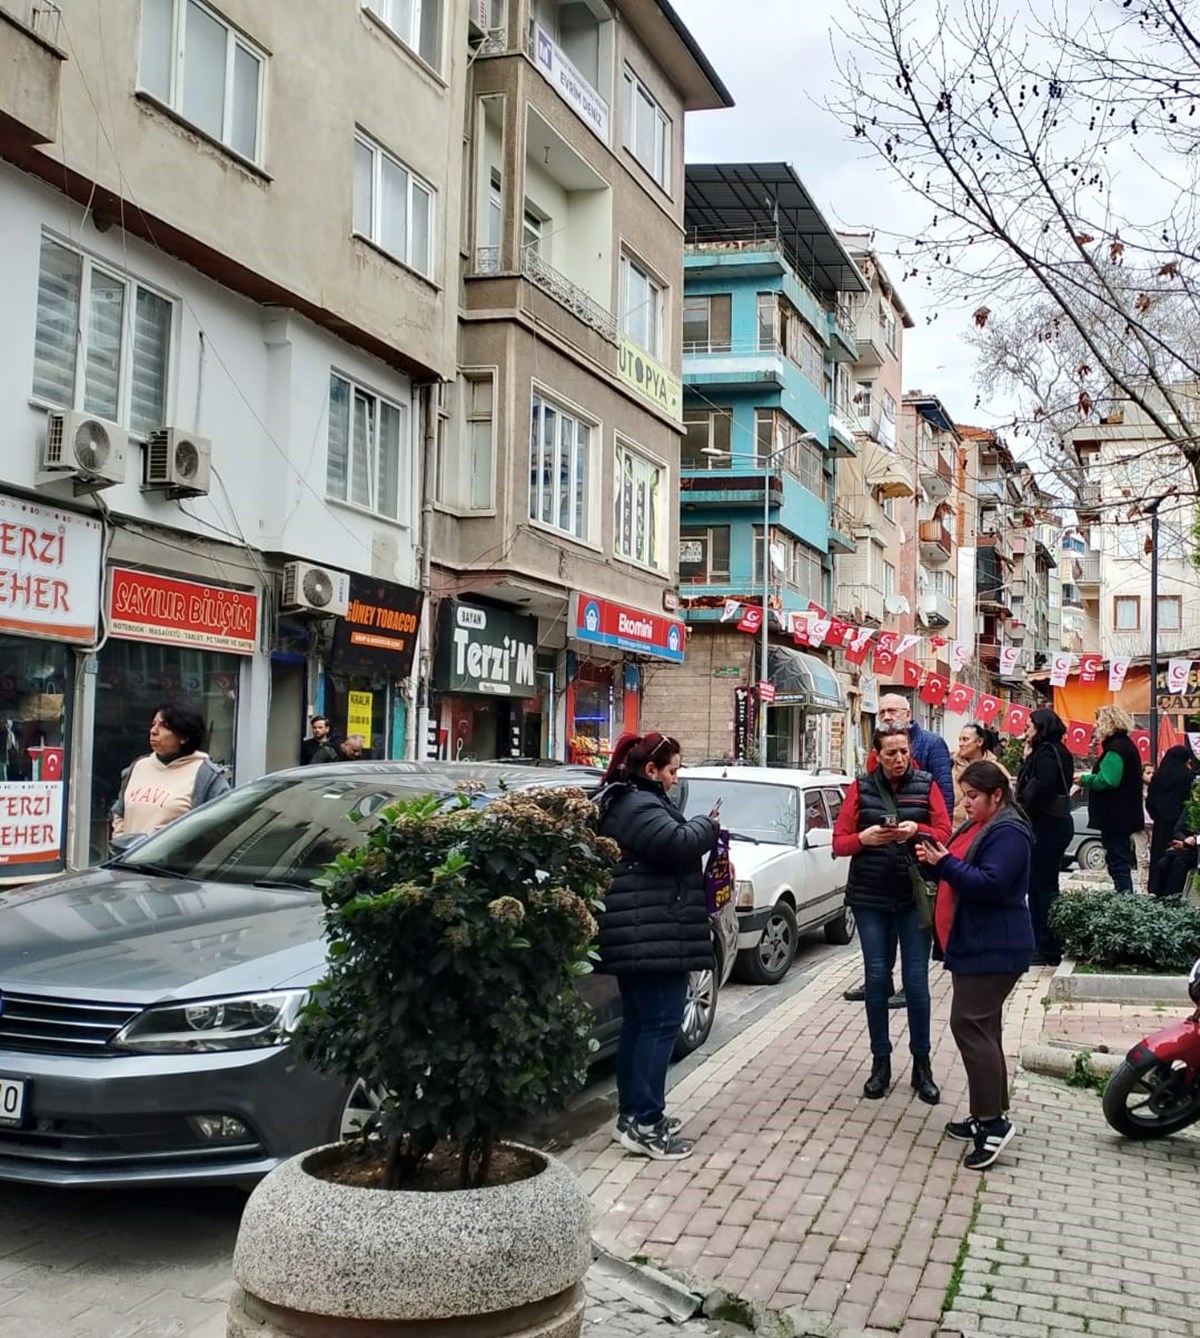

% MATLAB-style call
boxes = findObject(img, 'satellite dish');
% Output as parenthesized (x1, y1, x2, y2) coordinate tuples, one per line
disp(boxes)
(884, 594, 910, 615)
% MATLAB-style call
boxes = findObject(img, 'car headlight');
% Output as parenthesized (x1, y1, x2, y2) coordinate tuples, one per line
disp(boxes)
(112, 990, 307, 1054)
(735, 880, 755, 910)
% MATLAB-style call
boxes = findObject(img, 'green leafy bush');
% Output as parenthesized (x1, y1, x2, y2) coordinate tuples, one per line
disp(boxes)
(1049, 889, 1200, 974)
(294, 787, 614, 1190)
(998, 735, 1026, 777)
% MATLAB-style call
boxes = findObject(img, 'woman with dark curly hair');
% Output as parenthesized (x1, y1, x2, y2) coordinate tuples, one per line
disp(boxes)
(111, 701, 230, 839)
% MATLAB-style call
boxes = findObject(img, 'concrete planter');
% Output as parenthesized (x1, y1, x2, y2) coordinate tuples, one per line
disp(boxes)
(227, 1141, 592, 1337)
(1048, 959, 1190, 1004)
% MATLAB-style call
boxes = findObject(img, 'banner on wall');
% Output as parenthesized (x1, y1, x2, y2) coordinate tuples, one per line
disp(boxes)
(0, 780, 63, 865)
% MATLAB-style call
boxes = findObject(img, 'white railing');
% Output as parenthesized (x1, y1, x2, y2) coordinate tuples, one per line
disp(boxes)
(521, 247, 617, 343)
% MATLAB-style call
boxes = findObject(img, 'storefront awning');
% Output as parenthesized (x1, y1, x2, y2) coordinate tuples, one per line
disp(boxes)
(768, 647, 844, 711)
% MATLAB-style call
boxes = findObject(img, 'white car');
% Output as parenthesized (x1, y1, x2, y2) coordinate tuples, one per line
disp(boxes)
(677, 767, 854, 986)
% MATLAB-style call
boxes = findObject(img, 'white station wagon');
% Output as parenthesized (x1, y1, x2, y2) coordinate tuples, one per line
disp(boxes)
(676, 766, 855, 985)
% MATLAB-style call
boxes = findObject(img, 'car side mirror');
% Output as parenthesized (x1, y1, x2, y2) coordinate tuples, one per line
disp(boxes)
(805, 827, 833, 851)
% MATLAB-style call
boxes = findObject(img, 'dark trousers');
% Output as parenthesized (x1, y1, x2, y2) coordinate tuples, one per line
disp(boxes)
(1148, 822, 1177, 896)
(616, 972, 688, 1125)
(1029, 816, 1072, 959)
(1156, 846, 1198, 899)
(950, 972, 1022, 1120)
(1101, 831, 1135, 894)
(855, 904, 931, 1059)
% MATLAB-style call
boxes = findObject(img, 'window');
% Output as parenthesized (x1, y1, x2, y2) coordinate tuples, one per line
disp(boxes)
(363, 0, 442, 69)
(353, 132, 435, 277)
(1114, 595, 1140, 631)
(1158, 595, 1183, 631)
(755, 411, 825, 497)
(822, 787, 844, 822)
(855, 380, 874, 418)
(682, 295, 731, 353)
(614, 441, 664, 568)
(788, 540, 824, 604)
(679, 526, 730, 583)
(681, 409, 731, 467)
(757, 294, 776, 352)
(522, 203, 546, 257)
(620, 253, 663, 356)
(326, 373, 408, 520)
(797, 436, 825, 499)
(1114, 528, 1141, 560)
(1159, 522, 1188, 561)
(139, 0, 264, 161)
(931, 569, 955, 598)
(881, 302, 897, 354)
(622, 67, 671, 190)
(32, 233, 172, 438)
(884, 561, 896, 597)
(463, 373, 494, 510)
(529, 391, 590, 540)
(487, 171, 502, 249)
(804, 790, 830, 834)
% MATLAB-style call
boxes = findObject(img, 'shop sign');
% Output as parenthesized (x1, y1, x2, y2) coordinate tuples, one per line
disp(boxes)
(434, 600, 538, 698)
(0, 780, 63, 866)
(347, 690, 373, 740)
(734, 687, 755, 763)
(330, 574, 422, 677)
(572, 592, 685, 663)
(616, 338, 683, 421)
(108, 568, 258, 655)
(0, 494, 102, 644)
(532, 23, 610, 142)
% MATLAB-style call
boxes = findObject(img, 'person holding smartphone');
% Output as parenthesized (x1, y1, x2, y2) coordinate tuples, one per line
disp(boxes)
(832, 725, 952, 1103)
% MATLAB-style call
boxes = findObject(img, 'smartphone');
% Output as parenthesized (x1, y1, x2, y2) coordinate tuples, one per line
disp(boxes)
(880, 814, 899, 828)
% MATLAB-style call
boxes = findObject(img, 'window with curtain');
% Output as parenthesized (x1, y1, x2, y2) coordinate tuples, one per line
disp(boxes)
(614, 440, 664, 569)
(32, 233, 173, 438)
(138, 0, 265, 162)
(529, 391, 590, 540)
(326, 372, 408, 521)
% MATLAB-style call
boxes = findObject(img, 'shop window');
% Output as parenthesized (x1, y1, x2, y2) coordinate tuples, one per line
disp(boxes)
(569, 663, 613, 768)
(323, 673, 390, 757)
(0, 636, 71, 876)
(614, 439, 664, 569)
(91, 641, 238, 863)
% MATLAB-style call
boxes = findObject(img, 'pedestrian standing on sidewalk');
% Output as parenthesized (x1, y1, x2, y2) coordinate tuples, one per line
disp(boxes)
(1015, 708, 1074, 965)
(952, 722, 1005, 827)
(1079, 705, 1144, 895)
(595, 731, 719, 1162)
(1145, 748, 1196, 895)
(832, 725, 953, 1104)
(916, 760, 1034, 1170)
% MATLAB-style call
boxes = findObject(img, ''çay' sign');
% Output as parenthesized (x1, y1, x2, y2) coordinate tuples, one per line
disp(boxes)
(434, 600, 538, 698)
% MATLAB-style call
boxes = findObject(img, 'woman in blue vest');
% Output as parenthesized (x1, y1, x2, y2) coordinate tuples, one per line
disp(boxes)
(833, 725, 953, 1102)
(1079, 705, 1144, 895)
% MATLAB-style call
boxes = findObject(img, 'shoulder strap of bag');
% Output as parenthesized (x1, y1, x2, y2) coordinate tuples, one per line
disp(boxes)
(874, 770, 900, 817)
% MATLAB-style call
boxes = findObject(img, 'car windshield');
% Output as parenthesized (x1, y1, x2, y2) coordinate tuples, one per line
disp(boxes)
(111, 775, 484, 887)
(676, 779, 799, 845)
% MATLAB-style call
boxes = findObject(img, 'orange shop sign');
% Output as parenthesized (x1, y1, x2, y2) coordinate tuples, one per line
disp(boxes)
(108, 568, 259, 656)
(0, 493, 103, 644)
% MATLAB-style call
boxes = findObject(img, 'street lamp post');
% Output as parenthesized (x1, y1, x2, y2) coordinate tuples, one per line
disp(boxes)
(1144, 490, 1173, 765)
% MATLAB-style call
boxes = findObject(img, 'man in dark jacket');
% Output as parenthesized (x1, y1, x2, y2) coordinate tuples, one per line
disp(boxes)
(1080, 706, 1143, 894)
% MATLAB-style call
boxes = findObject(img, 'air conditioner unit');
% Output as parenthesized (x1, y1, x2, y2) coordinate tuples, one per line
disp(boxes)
(39, 410, 126, 493)
(142, 428, 212, 497)
(281, 561, 350, 617)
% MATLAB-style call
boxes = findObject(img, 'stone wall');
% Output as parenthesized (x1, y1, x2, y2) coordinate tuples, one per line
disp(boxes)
(641, 627, 755, 762)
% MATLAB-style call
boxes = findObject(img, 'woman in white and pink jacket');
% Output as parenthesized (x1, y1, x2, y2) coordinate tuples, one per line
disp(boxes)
(111, 701, 230, 839)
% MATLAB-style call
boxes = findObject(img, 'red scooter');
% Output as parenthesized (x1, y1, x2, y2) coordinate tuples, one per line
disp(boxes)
(1103, 957, 1200, 1138)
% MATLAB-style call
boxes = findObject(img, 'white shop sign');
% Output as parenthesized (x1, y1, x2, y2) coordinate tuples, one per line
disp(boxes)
(532, 24, 610, 143)
(0, 493, 102, 644)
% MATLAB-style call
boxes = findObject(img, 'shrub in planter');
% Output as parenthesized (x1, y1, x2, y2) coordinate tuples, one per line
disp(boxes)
(1049, 889, 1200, 974)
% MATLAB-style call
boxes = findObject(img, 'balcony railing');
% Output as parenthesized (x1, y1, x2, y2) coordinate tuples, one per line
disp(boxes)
(521, 247, 617, 343)
(831, 501, 857, 535)
(1073, 552, 1101, 585)
(835, 582, 884, 624)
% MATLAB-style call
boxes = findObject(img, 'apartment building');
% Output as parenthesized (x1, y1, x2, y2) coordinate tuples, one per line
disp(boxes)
(430, 0, 731, 769)
(0, 0, 467, 873)
(641, 162, 865, 767)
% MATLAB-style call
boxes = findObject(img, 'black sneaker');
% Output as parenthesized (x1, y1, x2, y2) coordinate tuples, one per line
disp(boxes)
(887, 990, 907, 1010)
(618, 1119, 694, 1161)
(963, 1117, 1015, 1170)
(944, 1116, 979, 1142)
(614, 1113, 681, 1143)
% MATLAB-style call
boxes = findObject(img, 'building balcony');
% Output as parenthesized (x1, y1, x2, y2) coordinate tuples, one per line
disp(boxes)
(1077, 482, 1102, 514)
(835, 582, 884, 625)
(0, 2, 63, 147)
(1072, 551, 1101, 587)
(916, 590, 953, 629)
(852, 319, 885, 367)
(680, 469, 783, 511)
(683, 345, 786, 392)
(827, 303, 858, 362)
(919, 444, 955, 499)
(828, 502, 856, 555)
(828, 405, 859, 457)
(520, 247, 617, 344)
(1008, 621, 1026, 642)
(977, 531, 1013, 563)
(918, 518, 953, 564)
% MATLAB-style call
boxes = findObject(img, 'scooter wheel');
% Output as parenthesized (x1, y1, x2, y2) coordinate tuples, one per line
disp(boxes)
(1103, 1056, 1200, 1139)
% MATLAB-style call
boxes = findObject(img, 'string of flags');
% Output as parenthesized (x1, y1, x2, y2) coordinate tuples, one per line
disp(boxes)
(717, 598, 1156, 759)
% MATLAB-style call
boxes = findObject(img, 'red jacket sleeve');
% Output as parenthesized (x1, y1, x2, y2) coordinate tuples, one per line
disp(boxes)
(919, 784, 953, 844)
(833, 781, 863, 857)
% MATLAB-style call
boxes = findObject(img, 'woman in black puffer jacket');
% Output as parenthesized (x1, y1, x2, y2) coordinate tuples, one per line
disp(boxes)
(596, 731, 719, 1162)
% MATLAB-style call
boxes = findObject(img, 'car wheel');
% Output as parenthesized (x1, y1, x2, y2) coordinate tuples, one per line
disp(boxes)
(737, 900, 799, 986)
(824, 903, 856, 946)
(337, 1079, 386, 1140)
(673, 967, 717, 1058)
(1076, 838, 1106, 872)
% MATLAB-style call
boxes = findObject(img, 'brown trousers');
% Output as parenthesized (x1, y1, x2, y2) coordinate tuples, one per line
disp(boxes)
(949, 972, 1022, 1120)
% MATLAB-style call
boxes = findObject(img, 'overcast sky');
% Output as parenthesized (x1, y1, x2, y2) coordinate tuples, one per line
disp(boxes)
(676, 0, 987, 432)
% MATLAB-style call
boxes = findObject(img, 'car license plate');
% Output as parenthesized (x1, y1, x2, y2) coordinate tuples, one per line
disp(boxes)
(0, 1077, 26, 1128)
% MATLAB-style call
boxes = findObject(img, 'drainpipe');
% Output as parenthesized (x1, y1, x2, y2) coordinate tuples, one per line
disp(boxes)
(413, 380, 441, 760)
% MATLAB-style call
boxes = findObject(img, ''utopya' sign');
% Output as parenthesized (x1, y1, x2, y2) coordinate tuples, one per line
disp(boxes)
(434, 600, 538, 698)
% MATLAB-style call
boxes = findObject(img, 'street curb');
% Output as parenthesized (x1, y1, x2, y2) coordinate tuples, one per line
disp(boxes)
(590, 1243, 705, 1322)
(1047, 959, 1189, 1004)
(1020, 1042, 1122, 1078)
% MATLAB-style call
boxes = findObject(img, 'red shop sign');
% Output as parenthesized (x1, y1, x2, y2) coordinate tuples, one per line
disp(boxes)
(107, 567, 259, 656)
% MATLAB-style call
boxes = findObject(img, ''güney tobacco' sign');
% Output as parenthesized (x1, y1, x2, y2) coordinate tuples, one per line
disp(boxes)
(330, 575, 422, 677)
(434, 600, 538, 698)
(108, 568, 259, 656)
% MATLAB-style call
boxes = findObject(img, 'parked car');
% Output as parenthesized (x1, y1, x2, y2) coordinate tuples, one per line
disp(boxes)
(676, 766, 854, 986)
(1065, 797, 1106, 871)
(0, 762, 735, 1189)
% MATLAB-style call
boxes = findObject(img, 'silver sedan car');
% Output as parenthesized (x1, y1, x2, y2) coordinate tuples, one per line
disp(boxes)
(0, 762, 735, 1189)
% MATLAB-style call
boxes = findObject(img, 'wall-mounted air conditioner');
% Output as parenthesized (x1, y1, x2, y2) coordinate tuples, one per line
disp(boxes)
(142, 428, 212, 498)
(281, 561, 350, 617)
(39, 410, 127, 493)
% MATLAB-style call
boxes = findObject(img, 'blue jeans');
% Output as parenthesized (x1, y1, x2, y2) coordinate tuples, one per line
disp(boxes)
(855, 905, 932, 1058)
(1101, 831, 1134, 894)
(616, 973, 689, 1125)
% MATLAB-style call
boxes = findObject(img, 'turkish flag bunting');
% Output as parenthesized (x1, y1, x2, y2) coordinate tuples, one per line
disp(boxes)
(827, 618, 851, 647)
(876, 631, 897, 652)
(1079, 653, 1103, 683)
(946, 683, 977, 714)
(793, 623, 810, 646)
(872, 646, 898, 675)
(901, 659, 923, 687)
(975, 694, 1002, 725)
(809, 617, 832, 648)
(1131, 730, 1152, 764)
(844, 629, 873, 665)
(1001, 702, 1031, 736)
(737, 607, 763, 634)
(928, 636, 948, 650)
(893, 634, 922, 657)
(920, 673, 949, 706)
(1066, 720, 1093, 758)
(807, 601, 829, 619)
